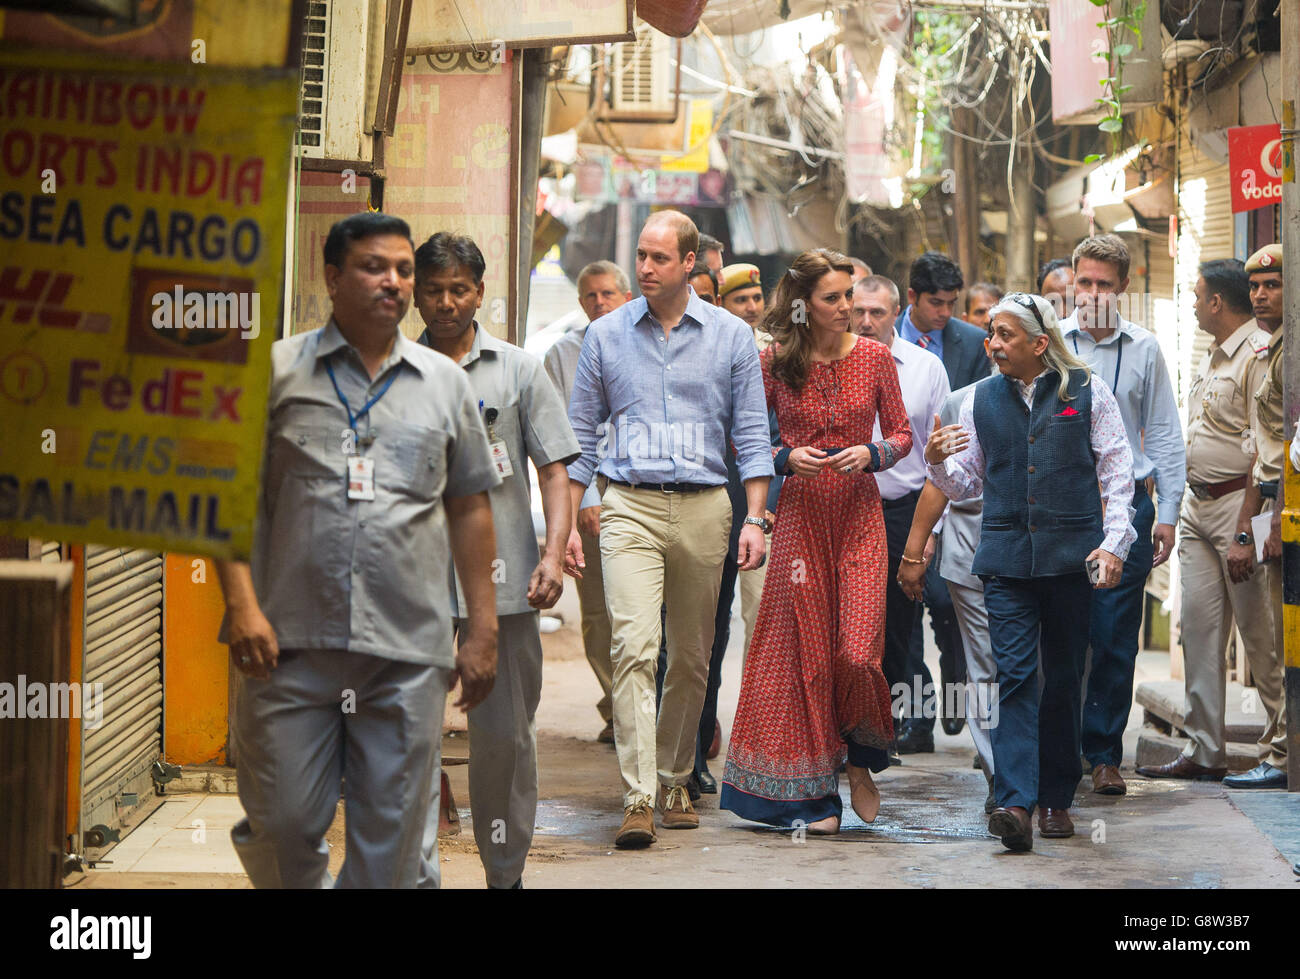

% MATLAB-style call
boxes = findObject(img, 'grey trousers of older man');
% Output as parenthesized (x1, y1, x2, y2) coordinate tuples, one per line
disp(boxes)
(947, 580, 998, 776)
(420, 612, 545, 889)
(230, 648, 448, 889)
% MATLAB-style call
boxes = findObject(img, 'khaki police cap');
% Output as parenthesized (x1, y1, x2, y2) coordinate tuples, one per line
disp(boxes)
(719, 263, 762, 298)
(1245, 243, 1283, 273)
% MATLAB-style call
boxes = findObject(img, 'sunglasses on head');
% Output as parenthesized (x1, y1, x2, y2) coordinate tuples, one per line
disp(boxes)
(1005, 292, 1046, 331)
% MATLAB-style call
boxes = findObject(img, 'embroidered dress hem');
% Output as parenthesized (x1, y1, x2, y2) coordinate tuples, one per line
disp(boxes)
(719, 782, 841, 827)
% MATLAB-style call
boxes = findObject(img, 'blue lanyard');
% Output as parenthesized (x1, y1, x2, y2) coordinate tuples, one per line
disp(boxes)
(1072, 332, 1122, 395)
(324, 358, 398, 436)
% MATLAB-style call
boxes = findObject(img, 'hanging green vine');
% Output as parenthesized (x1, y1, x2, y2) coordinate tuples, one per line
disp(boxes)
(1085, 0, 1146, 164)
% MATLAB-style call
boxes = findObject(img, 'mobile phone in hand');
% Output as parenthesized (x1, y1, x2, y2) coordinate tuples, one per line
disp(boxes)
(1085, 558, 1101, 586)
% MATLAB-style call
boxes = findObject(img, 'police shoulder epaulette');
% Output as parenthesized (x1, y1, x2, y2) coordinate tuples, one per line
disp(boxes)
(1248, 330, 1271, 359)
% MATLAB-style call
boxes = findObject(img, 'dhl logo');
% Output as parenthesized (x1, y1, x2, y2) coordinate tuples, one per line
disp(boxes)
(0, 266, 109, 332)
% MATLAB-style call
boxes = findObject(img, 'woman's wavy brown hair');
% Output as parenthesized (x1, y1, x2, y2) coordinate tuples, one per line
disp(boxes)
(759, 248, 855, 393)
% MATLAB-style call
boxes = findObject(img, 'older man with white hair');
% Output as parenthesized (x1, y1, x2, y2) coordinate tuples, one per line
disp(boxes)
(926, 292, 1135, 852)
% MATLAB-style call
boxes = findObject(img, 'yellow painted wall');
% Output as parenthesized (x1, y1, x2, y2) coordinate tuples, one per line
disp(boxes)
(163, 555, 228, 765)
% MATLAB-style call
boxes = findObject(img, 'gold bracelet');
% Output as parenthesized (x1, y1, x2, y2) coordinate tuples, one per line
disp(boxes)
(900, 554, 926, 565)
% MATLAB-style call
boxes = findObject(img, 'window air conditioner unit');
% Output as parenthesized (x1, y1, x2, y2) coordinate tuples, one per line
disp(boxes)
(298, 0, 405, 167)
(600, 20, 681, 123)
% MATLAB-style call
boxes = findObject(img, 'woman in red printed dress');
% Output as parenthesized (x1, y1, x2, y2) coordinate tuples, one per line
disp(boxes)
(720, 249, 912, 834)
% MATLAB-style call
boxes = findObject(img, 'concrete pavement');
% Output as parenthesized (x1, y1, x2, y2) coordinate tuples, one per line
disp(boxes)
(71, 589, 1298, 888)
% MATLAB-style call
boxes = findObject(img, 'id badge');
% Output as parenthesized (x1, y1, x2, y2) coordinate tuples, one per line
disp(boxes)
(489, 438, 514, 478)
(347, 455, 376, 501)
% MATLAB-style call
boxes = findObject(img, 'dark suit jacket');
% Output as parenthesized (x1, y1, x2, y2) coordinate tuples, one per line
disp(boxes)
(895, 311, 991, 392)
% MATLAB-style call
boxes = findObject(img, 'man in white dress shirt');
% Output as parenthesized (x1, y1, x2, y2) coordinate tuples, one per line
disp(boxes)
(851, 276, 951, 743)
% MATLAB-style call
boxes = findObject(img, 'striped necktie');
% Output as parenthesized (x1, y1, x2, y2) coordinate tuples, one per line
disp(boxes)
(916, 334, 929, 349)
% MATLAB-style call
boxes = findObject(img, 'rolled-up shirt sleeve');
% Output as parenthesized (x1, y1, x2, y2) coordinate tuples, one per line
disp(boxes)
(731, 326, 776, 482)
(1090, 377, 1137, 561)
(927, 388, 984, 501)
(566, 328, 609, 487)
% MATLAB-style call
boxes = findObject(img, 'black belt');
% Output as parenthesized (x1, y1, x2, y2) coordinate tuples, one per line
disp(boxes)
(881, 489, 921, 510)
(608, 479, 717, 494)
(1260, 480, 1279, 499)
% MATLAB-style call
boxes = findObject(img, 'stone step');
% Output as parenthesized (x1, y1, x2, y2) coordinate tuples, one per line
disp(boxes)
(166, 764, 237, 794)
(1135, 727, 1259, 774)
(1134, 679, 1267, 743)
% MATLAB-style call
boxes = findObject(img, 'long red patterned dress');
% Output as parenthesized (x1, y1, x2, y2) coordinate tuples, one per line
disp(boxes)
(720, 335, 912, 826)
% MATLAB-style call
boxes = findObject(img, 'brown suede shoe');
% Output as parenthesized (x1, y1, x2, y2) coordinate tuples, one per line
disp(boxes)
(615, 802, 656, 849)
(659, 785, 700, 830)
(1037, 807, 1075, 838)
(1135, 756, 1226, 781)
(988, 806, 1033, 852)
(1091, 763, 1127, 795)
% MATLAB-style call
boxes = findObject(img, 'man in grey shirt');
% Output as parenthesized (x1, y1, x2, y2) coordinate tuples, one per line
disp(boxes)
(414, 231, 579, 890)
(544, 260, 632, 743)
(216, 212, 501, 888)
(564, 210, 772, 848)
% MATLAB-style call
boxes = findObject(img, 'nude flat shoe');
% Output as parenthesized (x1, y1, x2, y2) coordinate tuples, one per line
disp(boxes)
(806, 815, 840, 835)
(847, 763, 881, 823)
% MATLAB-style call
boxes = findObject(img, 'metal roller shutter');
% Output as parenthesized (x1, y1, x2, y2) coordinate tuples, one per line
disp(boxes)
(80, 544, 164, 844)
(39, 541, 62, 562)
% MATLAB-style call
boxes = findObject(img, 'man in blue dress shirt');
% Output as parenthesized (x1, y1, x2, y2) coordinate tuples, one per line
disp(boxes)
(564, 210, 773, 849)
(1060, 234, 1185, 796)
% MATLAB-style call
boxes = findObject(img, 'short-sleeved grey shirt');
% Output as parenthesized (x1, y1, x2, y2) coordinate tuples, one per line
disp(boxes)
(420, 323, 581, 616)
(233, 319, 501, 668)
(543, 323, 602, 510)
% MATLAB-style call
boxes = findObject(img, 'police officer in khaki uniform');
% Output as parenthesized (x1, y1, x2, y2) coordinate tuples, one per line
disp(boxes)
(720, 263, 777, 657)
(720, 263, 772, 352)
(1138, 259, 1282, 781)
(1224, 243, 1289, 788)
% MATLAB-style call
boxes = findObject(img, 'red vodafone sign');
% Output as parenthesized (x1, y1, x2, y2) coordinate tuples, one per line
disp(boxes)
(1228, 124, 1283, 213)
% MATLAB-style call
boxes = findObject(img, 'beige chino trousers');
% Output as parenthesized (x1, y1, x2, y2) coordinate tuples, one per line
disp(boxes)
(1178, 492, 1287, 769)
(599, 482, 731, 808)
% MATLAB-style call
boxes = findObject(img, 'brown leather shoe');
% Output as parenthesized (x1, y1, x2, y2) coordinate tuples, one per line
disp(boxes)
(1091, 763, 1127, 795)
(659, 785, 700, 830)
(707, 720, 722, 760)
(1135, 756, 1226, 781)
(615, 802, 656, 848)
(1037, 807, 1075, 838)
(988, 806, 1033, 852)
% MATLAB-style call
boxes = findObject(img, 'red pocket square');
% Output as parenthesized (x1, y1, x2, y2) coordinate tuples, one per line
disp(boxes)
(1055, 407, 1080, 417)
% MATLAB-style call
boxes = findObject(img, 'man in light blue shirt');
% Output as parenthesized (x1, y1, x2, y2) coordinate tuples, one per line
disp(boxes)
(564, 210, 773, 848)
(1060, 234, 1186, 797)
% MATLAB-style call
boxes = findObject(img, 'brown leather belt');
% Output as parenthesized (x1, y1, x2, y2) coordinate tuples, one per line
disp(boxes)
(1187, 474, 1250, 501)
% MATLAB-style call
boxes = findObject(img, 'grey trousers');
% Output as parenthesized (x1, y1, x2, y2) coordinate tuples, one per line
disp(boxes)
(948, 579, 997, 776)
(231, 648, 448, 889)
(421, 612, 544, 889)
